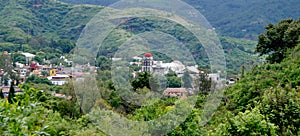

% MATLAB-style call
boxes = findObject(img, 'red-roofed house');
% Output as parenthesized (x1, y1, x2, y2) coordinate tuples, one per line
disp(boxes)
(164, 88, 188, 97)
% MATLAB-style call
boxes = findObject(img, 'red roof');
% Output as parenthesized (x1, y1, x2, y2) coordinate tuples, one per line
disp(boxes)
(144, 53, 153, 57)
(30, 62, 39, 69)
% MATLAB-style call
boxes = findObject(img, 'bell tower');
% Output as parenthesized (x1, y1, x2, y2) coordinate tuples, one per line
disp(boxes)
(142, 53, 153, 72)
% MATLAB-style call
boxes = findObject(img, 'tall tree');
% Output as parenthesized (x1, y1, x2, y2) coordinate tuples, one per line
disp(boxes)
(256, 18, 300, 63)
(167, 76, 182, 88)
(8, 82, 15, 103)
(198, 71, 212, 94)
(131, 72, 151, 91)
(0, 89, 4, 99)
(165, 70, 182, 88)
(0, 53, 18, 86)
(182, 70, 193, 88)
(241, 65, 245, 78)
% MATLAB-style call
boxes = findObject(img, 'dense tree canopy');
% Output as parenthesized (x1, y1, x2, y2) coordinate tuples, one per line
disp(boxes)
(26, 75, 53, 85)
(219, 45, 300, 135)
(256, 18, 300, 63)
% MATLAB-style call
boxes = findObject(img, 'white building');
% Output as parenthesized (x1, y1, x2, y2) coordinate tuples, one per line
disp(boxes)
(152, 61, 165, 75)
(151, 60, 187, 75)
(136, 53, 224, 83)
(132, 56, 143, 61)
(47, 75, 69, 85)
(208, 73, 221, 81)
(136, 53, 198, 76)
(22, 52, 36, 65)
(19, 69, 27, 77)
(15, 62, 25, 68)
(112, 58, 122, 61)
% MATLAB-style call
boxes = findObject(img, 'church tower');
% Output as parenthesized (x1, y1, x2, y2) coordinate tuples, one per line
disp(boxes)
(142, 53, 153, 72)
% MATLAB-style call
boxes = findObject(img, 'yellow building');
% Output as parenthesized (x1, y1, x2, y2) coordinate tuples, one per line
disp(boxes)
(50, 69, 58, 76)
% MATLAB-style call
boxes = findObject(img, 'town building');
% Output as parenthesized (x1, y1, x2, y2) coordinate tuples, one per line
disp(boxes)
(164, 88, 191, 97)
(142, 53, 154, 72)
(152, 61, 165, 75)
(208, 73, 221, 81)
(139, 53, 196, 77)
(47, 74, 70, 85)
(21, 52, 36, 65)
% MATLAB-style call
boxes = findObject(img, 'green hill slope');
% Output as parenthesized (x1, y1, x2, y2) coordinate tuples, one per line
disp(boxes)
(0, 0, 102, 43)
(0, 0, 259, 76)
(95, 17, 259, 76)
(59, 0, 300, 39)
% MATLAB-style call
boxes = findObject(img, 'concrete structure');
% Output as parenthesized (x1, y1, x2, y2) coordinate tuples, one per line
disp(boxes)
(50, 69, 58, 76)
(112, 58, 122, 61)
(51, 91, 72, 99)
(29, 62, 40, 71)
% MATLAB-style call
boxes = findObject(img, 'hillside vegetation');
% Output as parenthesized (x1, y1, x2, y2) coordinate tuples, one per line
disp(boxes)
(0, 0, 259, 77)
(59, 0, 300, 39)
(95, 17, 259, 76)
(209, 44, 300, 135)
(0, 0, 102, 67)
(0, 0, 102, 43)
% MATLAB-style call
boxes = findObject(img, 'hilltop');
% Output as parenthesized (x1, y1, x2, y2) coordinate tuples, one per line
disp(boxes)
(59, 0, 300, 39)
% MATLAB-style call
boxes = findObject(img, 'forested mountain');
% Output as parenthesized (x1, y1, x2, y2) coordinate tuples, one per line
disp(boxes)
(59, 0, 300, 39)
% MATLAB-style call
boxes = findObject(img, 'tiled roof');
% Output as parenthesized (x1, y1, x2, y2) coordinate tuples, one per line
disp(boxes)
(164, 88, 187, 93)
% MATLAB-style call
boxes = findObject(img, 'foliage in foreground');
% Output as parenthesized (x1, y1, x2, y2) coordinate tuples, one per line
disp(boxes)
(256, 18, 300, 63)
(0, 85, 105, 135)
(0, 46, 299, 135)
(210, 45, 300, 135)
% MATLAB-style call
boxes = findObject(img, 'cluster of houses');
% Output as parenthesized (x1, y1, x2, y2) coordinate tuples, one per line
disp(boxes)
(1, 51, 235, 99)
(0, 51, 96, 99)
(123, 52, 224, 98)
